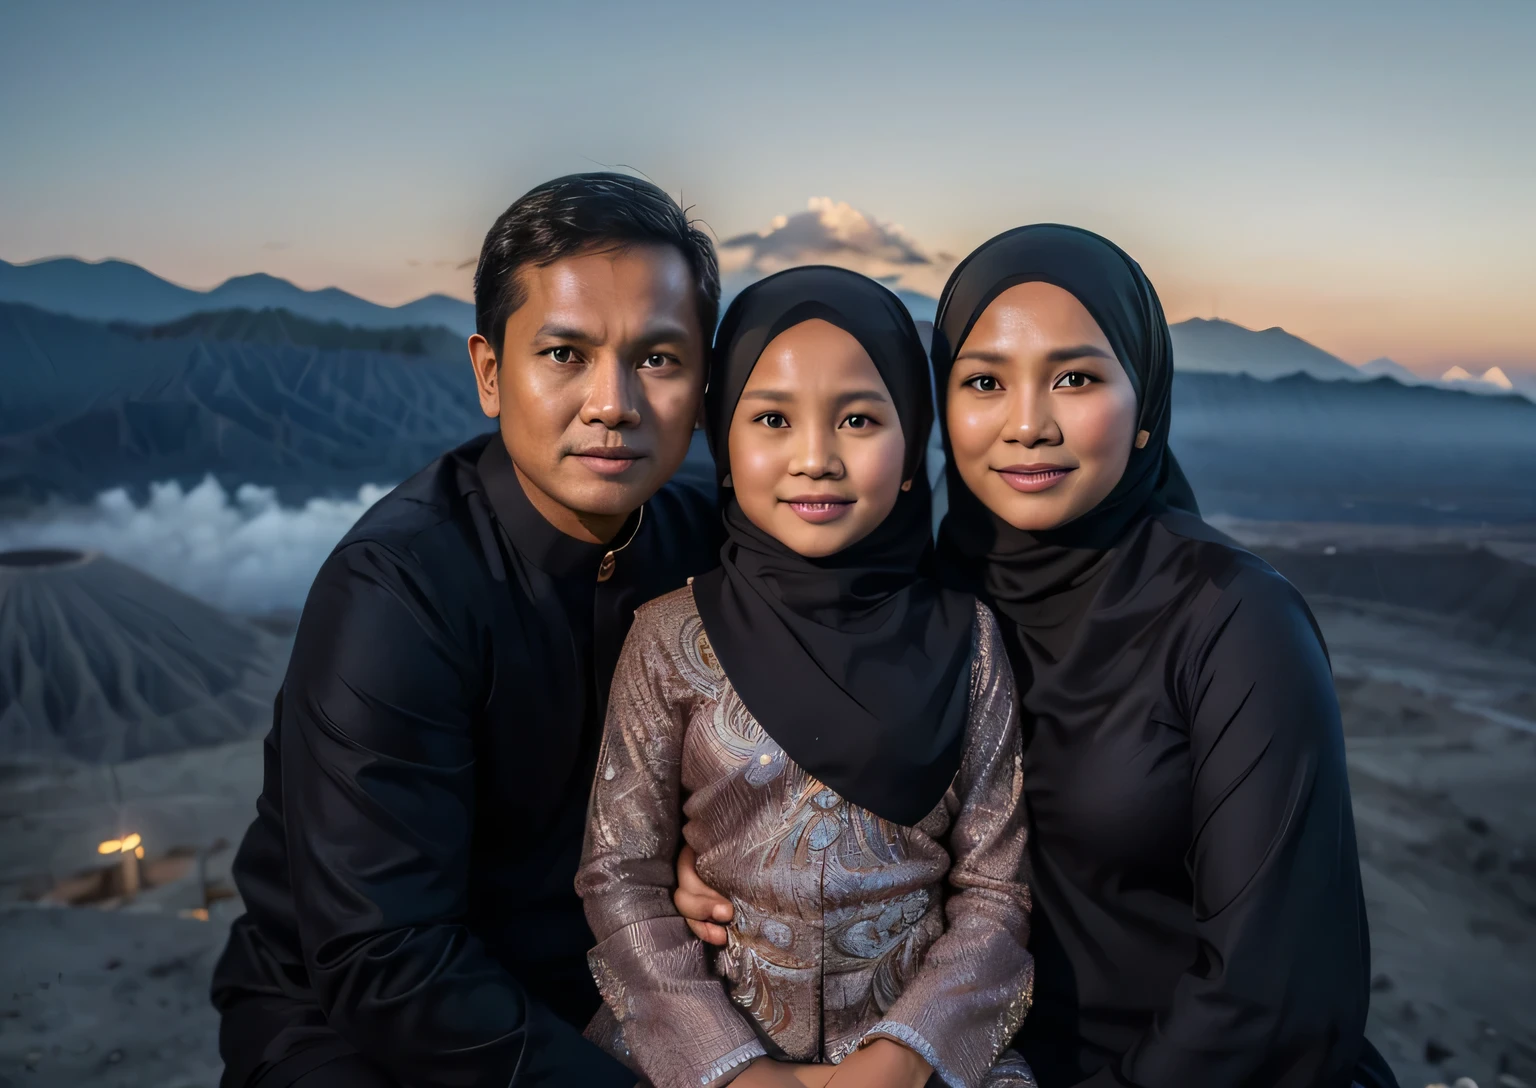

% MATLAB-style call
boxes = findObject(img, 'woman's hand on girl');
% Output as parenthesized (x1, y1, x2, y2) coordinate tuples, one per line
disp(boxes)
(674, 844, 733, 945)
(823, 1039, 932, 1088)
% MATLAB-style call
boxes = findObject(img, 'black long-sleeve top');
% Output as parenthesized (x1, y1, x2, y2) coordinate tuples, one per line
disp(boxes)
(1004, 510, 1396, 1088)
(211, 432, 720, 1088)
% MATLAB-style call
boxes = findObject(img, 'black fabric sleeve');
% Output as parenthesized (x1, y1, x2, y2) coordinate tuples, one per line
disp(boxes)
(1081, 566, 1374, 1088)
(279, 540, 634, 1088)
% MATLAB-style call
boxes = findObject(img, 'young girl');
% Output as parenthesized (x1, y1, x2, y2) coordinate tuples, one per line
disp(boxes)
(576, 267, 1036, 1088)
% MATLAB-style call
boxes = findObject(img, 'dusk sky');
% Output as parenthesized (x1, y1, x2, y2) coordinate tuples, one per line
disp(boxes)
(2, 0, 1532, 372)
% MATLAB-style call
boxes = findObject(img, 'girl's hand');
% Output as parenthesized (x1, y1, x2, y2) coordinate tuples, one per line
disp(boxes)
(824, 1039, 932, 1088)
(674, 843, 733, 946)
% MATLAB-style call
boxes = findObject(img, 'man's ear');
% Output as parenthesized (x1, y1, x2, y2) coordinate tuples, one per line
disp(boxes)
(468, 334, 500, 419)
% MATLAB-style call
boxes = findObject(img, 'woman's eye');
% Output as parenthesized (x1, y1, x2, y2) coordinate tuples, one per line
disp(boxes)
(757, 412, 788, 429)
(639, 353, 673, 370)
(547, 346, 576, 364)
(1054, 371, 1096, 389)
(843, 414, 873, 429)
(964, 375, 1001, 393)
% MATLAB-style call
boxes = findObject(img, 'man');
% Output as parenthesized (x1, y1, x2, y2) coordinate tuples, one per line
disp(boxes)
(212, 173, 722, 1088)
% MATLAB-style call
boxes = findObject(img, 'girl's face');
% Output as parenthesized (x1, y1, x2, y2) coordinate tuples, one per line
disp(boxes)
(946, 281, 1139, 532)
(727, 318, 908, 558)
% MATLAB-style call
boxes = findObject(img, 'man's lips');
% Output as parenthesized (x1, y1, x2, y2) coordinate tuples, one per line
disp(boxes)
(571, 447, 646, 477)
(994, 463, 1074, 493)
(781, 494, 854, 525)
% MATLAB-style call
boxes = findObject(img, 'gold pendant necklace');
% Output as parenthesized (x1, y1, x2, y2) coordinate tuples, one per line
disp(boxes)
(596, 505, 644, 583)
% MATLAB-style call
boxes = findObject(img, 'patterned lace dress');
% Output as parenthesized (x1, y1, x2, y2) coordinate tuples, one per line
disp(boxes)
(577, 587, 1037, 1088)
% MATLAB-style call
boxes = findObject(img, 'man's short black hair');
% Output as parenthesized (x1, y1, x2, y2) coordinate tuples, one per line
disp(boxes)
(473, 172, 721, 359)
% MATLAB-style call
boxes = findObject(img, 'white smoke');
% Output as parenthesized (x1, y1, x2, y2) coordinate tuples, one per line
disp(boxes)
(0, 477, 392, 615)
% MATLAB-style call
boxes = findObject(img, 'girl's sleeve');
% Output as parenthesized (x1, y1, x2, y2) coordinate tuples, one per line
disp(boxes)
(859, 605, 1035, 1088)
(575, 609, 767, 1088)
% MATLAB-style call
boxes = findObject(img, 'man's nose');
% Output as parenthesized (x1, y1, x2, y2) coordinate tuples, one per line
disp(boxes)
(582, 356, 643, 430)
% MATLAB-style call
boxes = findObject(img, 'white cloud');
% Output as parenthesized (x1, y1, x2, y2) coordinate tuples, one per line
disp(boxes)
(720, 198, 954, 297)
(0, 476, 391, 615)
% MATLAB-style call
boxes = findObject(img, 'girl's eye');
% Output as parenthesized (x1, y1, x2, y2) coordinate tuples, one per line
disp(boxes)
(547, 346, 576, 364)
(964, 375, 1001, 393)
(639, 353, 673, 370)
(756, 412, 788, 429)
(843, 414, 874, 430)
(1054, 371, 1097, 389)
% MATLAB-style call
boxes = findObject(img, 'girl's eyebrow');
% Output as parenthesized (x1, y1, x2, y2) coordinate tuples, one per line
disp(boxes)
(740, 388, 889, 406)
(832, 389, 889, 408)
(955, 345, 1114, 365)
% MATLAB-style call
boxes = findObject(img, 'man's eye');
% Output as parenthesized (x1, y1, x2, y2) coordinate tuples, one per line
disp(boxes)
(639, 353, 674, 370)
(1054, 371, 1096, 389)
(756, 413, 788, 429)
(964, 375, 1001, 392)
(547, 346, 576, 364)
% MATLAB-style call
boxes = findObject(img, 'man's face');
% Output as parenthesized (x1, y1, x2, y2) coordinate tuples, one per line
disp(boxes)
(469, 244, 707, 542)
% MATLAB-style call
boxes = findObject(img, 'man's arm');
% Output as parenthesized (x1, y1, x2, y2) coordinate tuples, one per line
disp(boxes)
(281, 539, 633, 1088)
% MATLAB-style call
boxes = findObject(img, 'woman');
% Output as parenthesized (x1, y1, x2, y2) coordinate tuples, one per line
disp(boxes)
(577, 267, 1037, 1088)
(680, 229, 1398, 1088)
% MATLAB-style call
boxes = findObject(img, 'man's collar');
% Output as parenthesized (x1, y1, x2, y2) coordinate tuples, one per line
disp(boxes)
(474, 435, 639, 579)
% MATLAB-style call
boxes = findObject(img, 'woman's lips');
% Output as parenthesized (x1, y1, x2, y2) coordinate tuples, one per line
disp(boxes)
(995, 464, 1074, 493)
(782, 496, 854, 524)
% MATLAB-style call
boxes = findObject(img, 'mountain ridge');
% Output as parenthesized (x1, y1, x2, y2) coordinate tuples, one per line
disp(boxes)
(3, 301, 1533, 526)
(5, 256, 1531, 397)
(0, 256, 478, 335)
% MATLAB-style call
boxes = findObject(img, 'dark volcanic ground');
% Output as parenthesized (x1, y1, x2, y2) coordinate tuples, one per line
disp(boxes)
(2, 527, 1534, 1088)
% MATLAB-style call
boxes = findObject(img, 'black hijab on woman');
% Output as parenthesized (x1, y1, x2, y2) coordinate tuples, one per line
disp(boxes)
(932, 224, 1199, 660)
(691, 266, 976, 828)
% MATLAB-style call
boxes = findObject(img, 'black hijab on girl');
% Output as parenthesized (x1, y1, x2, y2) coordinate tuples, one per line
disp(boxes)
(691, 266, 975, 827)
(932, 224, 1200, 658)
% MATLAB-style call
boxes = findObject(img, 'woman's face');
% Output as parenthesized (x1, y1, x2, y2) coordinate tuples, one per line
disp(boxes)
(946, 281, 1138, 532)
(727, 318, 908, 558)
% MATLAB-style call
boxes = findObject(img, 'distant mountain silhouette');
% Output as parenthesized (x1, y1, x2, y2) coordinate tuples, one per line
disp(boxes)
(112, 307, 466, 360)
(15, 256, 1522, 396)
(5, 301, 1534, 526)
(1168, 317, 1365, 381)
(1441, 364, 1518, 395)
(1359, 356, 1424, 383)
(0, 256, 476, 334)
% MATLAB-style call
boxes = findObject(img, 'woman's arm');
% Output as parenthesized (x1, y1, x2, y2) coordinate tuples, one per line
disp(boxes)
(853, 606, 1034, 1088)
(1083, 566, 1374, 1088)
(576, 613, 767, 1088)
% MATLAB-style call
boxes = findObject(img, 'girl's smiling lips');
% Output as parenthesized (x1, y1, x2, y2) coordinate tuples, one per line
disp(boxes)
(781, 494, 855, 524)
(995, 462, 1075, 493)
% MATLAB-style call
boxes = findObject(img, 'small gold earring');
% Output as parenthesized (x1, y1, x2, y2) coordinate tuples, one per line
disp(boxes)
(1134, 430, 1150, 449)
(900, 479, 913, 492)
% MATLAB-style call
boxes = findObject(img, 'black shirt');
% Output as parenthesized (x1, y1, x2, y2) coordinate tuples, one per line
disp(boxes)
(1007, 510, 1394, 1088)
(212, 432, 720, 1088)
